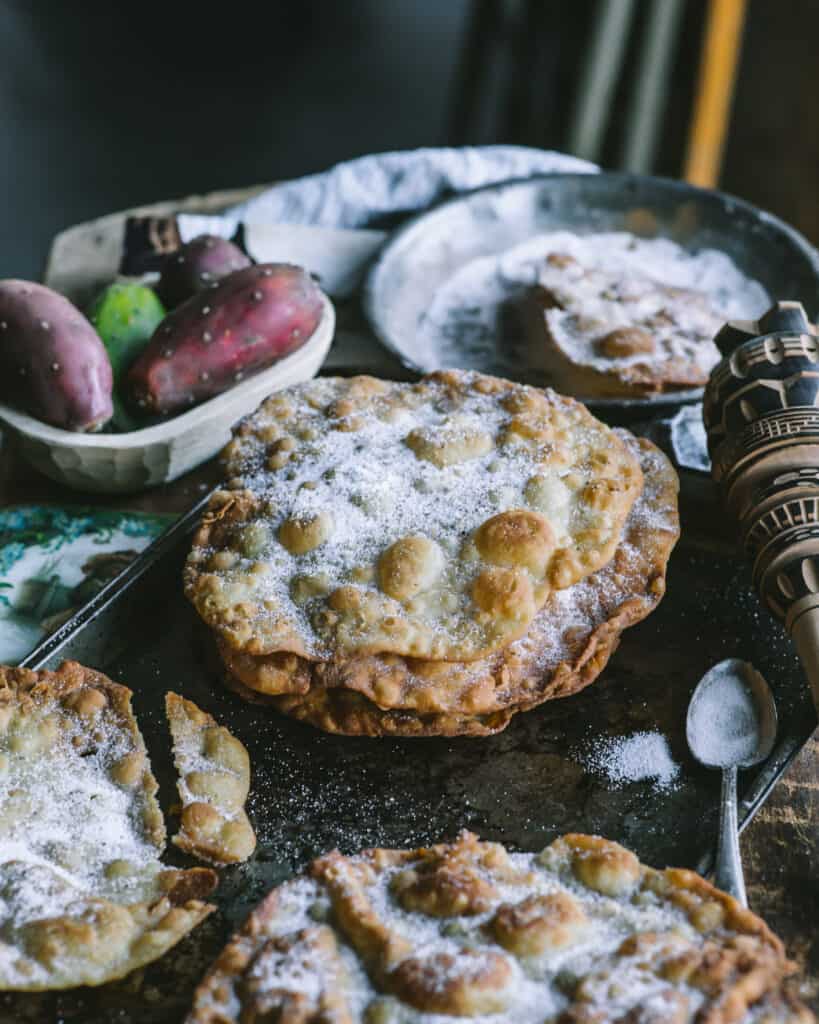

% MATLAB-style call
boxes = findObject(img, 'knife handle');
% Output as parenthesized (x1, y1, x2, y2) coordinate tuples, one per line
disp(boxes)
(704, 301, 819, 713)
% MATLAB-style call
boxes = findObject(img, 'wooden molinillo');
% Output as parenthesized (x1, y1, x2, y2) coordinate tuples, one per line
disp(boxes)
(704, 300, 819, 709)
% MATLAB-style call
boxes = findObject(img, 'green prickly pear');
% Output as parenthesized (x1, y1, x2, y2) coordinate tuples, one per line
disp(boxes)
(88, 282, 166, 431)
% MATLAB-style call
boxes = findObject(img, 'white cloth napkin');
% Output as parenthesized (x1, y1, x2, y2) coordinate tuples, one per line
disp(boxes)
(174, 146, 596, 298)
(178, 145, 597, 238)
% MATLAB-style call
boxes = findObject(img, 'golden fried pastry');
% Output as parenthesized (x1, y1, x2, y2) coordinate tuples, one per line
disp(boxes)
(187, 831, 813, 1023)
(218, 436, 678, 735)
(165, 693, 256, 866)
(0, 662, 216, 991)
(530, 251, 725, 398)
(185, 371, 642, 664)
(222, 670, 518, 737)
(222, 616, 620, 737)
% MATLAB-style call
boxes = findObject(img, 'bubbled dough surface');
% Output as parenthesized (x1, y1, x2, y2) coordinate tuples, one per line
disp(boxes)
(185, 371, 643, 663)
(218, 436, 679, 737)
(187, 831, 809, 1024)
(534, 252, 727, 394)
(0, 662, 215, 991)
(165, 692, 256, 866)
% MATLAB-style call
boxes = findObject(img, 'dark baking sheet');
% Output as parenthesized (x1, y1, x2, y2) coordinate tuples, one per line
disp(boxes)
(3, 467, 817, 1024)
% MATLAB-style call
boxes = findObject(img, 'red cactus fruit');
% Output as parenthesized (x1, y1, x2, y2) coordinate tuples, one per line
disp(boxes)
(126, 264, 324, 415)
(0, 280, 113, 431)
(156, 235, 251, 310)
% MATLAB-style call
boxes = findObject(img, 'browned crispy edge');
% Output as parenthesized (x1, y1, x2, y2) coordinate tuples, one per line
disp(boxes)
(215, 436, 677, 735)
(221, 670, 516, 737)
(186, 832, 815, 1024)
(165, 691, 257, 866)
(255, 622, 622, 738)
(187, 884, 285, 1023)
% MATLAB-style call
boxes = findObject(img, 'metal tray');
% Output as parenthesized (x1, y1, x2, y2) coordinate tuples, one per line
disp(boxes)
(3, 466, 817, 1023)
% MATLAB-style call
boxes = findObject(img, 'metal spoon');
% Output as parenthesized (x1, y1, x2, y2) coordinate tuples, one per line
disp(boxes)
(686, 658, 778, 905)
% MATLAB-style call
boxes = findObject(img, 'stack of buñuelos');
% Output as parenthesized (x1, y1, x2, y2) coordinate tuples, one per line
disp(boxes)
(184, 370, 679, 736)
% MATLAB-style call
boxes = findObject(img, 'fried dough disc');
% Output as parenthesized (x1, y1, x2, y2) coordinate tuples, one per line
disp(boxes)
(185, 371, 642, 663)
(187, 831, 812, 1024)
(219, 436, 677, 735)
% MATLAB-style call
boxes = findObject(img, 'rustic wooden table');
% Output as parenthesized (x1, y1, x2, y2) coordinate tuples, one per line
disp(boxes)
(1, 431, 817, 1012)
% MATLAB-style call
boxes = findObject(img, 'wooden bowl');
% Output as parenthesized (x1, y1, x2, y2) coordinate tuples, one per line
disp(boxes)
(0, 295, 334, 494)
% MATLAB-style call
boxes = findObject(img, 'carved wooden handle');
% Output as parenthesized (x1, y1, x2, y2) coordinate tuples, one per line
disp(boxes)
(704, 301, 819, 711)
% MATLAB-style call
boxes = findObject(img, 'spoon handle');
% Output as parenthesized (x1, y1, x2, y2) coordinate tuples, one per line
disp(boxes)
(713, 765, 746, 906)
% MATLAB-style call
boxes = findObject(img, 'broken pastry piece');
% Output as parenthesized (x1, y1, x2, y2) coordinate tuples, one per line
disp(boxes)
(0, 662, 216, 991)
(529, 251, 726, 398)
(165, 693, 256, 866)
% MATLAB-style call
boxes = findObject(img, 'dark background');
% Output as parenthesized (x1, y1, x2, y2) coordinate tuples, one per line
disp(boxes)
(2, 0, 818, 279)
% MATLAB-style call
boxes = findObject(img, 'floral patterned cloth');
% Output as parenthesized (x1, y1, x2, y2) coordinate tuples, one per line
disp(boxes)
(0, 506, 171, 663)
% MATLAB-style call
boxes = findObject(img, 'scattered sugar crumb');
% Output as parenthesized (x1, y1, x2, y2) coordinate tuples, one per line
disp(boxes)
(579, 730, 680, 792)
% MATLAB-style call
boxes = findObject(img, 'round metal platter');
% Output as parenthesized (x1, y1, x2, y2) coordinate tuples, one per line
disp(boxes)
(364, 172, 819, 409)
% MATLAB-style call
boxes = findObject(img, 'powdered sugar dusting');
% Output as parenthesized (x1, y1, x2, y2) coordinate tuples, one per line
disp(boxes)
(194, 840, 726, 1023)
(0, 688, 166, 986)
(579, 731, 681, 792)
(169, 702, 247, 825)
(418, 231, 768, 379)
(399, 432, 676, 702)
(198, 374, 634, 662)
(518, 434, 677, 677)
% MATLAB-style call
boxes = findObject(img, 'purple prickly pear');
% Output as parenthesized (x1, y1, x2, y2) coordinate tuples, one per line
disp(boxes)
(0, 280, 113, 431)
(156, 234, 251, 309)
(126, 264, 324, 415)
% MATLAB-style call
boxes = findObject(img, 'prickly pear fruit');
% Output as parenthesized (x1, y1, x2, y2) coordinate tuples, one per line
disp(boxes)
(0, 280, 113, 431)
(156, 234, 251, 309)
(126, 264, 324, 416)
(88, 282, 166, 430)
